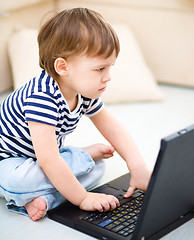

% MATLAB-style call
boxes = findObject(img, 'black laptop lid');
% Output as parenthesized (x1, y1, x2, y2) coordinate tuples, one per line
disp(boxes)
(132, 125, 194, 240)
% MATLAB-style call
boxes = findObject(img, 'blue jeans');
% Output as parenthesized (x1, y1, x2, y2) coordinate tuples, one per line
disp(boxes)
(0, 146, 105, 216)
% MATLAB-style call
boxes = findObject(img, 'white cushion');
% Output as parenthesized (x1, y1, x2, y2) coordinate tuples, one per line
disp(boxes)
(102, 24, 164, 103)
(8, 27, 42, 90)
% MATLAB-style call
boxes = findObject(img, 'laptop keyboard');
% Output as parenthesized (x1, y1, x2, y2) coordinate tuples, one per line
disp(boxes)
(82, 191, 144, 237)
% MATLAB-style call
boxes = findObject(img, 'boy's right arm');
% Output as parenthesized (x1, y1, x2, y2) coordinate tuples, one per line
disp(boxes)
(28, 121, 119, 212)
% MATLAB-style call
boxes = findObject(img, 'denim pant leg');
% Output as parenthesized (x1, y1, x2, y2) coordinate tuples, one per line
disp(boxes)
(41, 146, 105, 212)
(43, 159, 105, 212)
(0, 156, 57, 215)
(0, 146, 105, 216)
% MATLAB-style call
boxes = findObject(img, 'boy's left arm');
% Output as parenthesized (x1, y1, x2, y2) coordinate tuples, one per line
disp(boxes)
(90, 107, 151, 197)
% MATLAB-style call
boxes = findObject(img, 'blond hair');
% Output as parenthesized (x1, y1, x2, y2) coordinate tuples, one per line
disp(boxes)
(38, 8, 120, 79)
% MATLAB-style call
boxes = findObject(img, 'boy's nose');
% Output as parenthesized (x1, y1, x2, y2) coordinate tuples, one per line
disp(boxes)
(102, 73, 111, 83)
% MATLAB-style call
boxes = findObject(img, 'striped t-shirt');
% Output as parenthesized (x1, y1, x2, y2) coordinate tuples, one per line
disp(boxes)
(0, 70, 103, 161)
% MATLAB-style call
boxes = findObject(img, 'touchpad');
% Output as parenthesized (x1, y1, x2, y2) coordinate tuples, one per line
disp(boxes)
(92, 185, 126, 197)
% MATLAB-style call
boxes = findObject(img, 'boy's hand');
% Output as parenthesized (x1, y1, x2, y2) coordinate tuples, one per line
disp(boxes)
(124, 167, 152, 198)
(79, 192, 120, 212)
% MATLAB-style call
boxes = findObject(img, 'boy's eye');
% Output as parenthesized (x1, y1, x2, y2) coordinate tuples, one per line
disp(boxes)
(97, 67, 105, 72)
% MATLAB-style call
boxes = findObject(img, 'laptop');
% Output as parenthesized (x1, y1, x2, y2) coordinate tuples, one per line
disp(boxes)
(48, 125, 194, 240)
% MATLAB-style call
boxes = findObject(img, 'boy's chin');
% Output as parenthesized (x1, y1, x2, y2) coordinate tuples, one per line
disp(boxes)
(82, 93, 103, 99)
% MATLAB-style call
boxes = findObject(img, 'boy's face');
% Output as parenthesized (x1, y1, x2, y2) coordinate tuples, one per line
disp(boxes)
(64, 52, 116, 99)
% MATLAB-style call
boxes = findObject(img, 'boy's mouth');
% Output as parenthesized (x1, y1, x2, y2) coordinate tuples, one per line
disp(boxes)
(99, 86, 107, 92)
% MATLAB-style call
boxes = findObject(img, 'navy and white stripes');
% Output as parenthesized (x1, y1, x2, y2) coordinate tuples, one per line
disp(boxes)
(0, 70, 103, 161)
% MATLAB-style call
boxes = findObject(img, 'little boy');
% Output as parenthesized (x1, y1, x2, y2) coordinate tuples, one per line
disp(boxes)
(0, 8, 151, 221)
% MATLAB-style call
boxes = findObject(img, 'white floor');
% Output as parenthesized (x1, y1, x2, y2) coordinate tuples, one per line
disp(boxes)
(0, 84, 194, 240)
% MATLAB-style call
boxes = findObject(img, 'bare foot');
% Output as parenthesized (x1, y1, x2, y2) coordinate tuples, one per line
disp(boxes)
(24, 197, 47, 221)
(83, 143, 115, 161)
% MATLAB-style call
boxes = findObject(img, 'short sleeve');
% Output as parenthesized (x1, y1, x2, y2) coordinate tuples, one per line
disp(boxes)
(23, 92, 58, 126)
(84, 98, 104, 117)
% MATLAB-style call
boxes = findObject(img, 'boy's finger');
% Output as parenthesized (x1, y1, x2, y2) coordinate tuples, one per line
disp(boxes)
(103, 153, 114, 158)
(124, 185, 135, 198)
(108, 195, 120, 210)
(109, 201, 116, 211)
(103, 199, 113, 212)
(114, 196, 120, 207)
(94, 202, 104, 212)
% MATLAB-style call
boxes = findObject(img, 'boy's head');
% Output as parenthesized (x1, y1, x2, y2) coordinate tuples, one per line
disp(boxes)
(38, 8, 120, 79)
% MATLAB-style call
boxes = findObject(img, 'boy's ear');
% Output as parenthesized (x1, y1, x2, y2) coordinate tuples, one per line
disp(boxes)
(54, 57, 68, 75)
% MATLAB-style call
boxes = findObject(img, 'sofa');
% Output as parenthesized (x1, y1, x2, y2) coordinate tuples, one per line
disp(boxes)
(0, 0, 194, 239)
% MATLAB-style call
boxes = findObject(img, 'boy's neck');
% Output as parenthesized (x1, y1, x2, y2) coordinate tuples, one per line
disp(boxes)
(66, 95, 78, 112)
(56, 78, 79, 112)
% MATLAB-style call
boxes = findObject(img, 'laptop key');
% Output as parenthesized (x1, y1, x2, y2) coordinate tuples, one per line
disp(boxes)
(122, 231, 131, 236)
(97, 218, 114, 228)
(123, 221, 130, 227)
(105, 223, 117, 230)
(111, 224, 125, 232)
